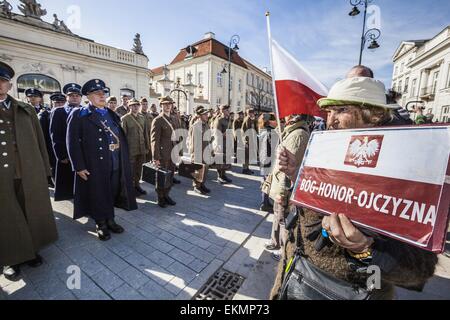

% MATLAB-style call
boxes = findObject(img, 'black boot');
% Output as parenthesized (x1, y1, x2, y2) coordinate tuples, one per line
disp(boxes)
(26, 254, 43, 268)
(157, 196, 168, 208)
(106, 219, 124, 234)
(200, 184, 211, 194)
(173, 178, 181, 185)
(194, 186, 207, 195)
(222, 175, 233, 183)
(135, 186, 147, 196)
(3, 265, 21, 281)
(242, 168, 254, 175)
(164, 196, 176, 206)
(95, 220, 111, 241)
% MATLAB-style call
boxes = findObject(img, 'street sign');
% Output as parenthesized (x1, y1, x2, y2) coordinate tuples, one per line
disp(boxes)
(291, 125, 450, 253)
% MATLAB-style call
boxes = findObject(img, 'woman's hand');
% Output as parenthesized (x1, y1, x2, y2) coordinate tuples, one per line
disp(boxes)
(277, 147, 297, 182)
(322, 214, 374, 253)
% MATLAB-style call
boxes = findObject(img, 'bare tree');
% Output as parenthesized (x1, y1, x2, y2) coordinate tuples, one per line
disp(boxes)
(248, 84, 270, 113)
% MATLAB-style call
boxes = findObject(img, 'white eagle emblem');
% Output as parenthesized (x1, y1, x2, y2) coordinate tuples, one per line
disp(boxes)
(348, 136, 380, 167)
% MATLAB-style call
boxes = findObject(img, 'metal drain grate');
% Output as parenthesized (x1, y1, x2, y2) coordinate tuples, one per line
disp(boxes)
(194, 269, 245, 300)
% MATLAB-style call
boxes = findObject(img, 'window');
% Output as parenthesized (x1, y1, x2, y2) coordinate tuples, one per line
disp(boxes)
(404, 77, 409, 93)
(394, 66, 398, 76)
(398, 81, 402, 94)
(447, 64, 450, 88)
(17, 73, 61, 102)
(392, 82, 396, 91)
(216, 97, 221, 106)
(411, 79, 417, 97)
(198, 72, 203, 86)
(251, 74, 255, 87)
(247, 73, 251, 85)
(432, 71, 439, 93)
(238, 79, 242, 92)
(400, 63, 404, 73)
(217, 72, 223, 87)
(120, 89, 135, 98)
(230, 76, 233, 91)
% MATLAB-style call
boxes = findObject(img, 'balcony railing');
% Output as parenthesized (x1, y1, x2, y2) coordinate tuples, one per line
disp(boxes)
(420, 86, 436, 100)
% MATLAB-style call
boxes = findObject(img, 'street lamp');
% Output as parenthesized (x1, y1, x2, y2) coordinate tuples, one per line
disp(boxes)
(223, 34, 240, 106)
(348, 0, 381, 65)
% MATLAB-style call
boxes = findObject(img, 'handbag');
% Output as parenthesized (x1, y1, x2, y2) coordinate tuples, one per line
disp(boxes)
(279, 209, 373, 300)
(142, 163, 174, 189)
(179, 162, 207, 182)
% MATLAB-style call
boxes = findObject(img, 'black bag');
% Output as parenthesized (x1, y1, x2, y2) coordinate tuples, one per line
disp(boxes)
(279, 253, 372, 300)
(178, 162, 207, 182)
(142, 163, 174, 189)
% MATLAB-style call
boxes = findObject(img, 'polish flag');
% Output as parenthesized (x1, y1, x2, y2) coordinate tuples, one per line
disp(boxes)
(271, 39, 328, 118)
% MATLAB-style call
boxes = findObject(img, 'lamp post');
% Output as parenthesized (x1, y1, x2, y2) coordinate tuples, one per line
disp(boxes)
(349, 0, 381, 65)
(221, 34, 240, 106)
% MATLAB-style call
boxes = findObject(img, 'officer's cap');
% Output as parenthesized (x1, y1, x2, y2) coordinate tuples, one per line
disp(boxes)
(50, 92, 66, 102)
(159, 96, 174, 105)
(195, 106, 209, 116)
(63, 83, 82, 96)
(81, 79, 109, 96)
(106, 96, 117, 103)
(25, 88, 43, 98)
(128, 98, 141, 106)
(0, 61, 14, 81)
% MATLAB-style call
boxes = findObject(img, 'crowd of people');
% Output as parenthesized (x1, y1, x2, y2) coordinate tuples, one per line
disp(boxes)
(0, 59, 446, 300)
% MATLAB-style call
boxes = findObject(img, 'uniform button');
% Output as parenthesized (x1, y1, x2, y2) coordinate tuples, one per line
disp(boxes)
(99, 138, 102, 141)
(2, 153, 7, 156)
(0, 120, 3, 123)
(100, 157, 104, 160)
(99, 147, 103, 150)
(1, 142, 5, 145)
(0, 131, 5, 134)
(4, 164, 8, 168)
(99, 129, 102, 132)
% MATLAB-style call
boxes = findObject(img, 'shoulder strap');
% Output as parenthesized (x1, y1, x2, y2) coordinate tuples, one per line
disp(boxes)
(129, 114, 145, 133)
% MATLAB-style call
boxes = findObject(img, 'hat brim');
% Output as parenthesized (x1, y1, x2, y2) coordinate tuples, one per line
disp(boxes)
(317, 98, 398, 110)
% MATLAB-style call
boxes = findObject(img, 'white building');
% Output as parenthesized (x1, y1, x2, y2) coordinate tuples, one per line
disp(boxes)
(392, 26, 450, 123)
(150, 32, 274, 115)
(0, 2, 150, 105)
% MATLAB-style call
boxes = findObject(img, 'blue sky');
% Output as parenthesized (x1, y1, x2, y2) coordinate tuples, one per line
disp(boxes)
(8, 0, 450, 88)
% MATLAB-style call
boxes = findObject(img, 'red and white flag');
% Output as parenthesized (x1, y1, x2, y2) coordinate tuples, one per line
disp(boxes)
(270, 39, 328, 118)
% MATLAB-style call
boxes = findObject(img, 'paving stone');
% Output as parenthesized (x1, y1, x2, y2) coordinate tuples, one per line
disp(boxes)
(139, 280, 175, 300)
(91, 268, 124, 293)
(167, 261, 198, 283)
(188, 259, 208, 273)
(111, 283, 146, 300)
(118, 266, 149, 290)
(145, 250, 175, 269)
(167, 248, 196, 266)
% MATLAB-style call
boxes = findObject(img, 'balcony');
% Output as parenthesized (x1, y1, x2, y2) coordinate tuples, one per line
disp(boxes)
(420, 86, 436, 101)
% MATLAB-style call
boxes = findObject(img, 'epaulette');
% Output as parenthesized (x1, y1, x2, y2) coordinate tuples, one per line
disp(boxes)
(79, 106, 92, 117)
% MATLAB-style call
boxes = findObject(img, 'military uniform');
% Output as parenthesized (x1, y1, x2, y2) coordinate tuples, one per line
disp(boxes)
(189, 106, 212, 194)
(212, 105, 233, 183)
(122, 98, 149, 195)
(0, 62, 58, 280)
(150, 96, 177, 207)
(67, 79, 136, 241)
(241, 110, 258, 174)
(232, 111, 244, 158)
(38, 103, 56, 181)
(140, 100, 154, 162)
(25, 88, 44, 114)
(115, 104, 129, 118)
(49, 85, 81, 201)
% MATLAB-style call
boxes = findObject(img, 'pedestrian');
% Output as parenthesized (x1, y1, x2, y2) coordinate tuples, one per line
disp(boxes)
(24, 88, 44, 114)
(271, 76, 438, 300)
(241, 107, 258, 175)
(0, 62, 58, 281)
(122, 98, 149, 196)
(139, 97, 154, 162)
(151, 96, 177, 208)
(150, 103, 159, 118)
(67, 79, 137, 241)
(49, 83, 82, 201)
(189, 106, 212, 195)
(233, 109, 244, 160)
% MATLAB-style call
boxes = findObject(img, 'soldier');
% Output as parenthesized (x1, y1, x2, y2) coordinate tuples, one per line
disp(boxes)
(151, 96, 177, 208)
(150, 103, 159, 118)
(189, 106, 212, 195)
(106, 96, 118, 112)
(49, 84, 82, 201)
(139, 97, 154, 162)
(24, 88, 44, 114)
(115, 94, 130, 118)
(233, 109, 245, 159)
(0, 62, 58, 281)
(67, 79, 137, 241)
(241, 107, 258, 175)
(122, 98, 149, 196)
(212, 105, 233, 184)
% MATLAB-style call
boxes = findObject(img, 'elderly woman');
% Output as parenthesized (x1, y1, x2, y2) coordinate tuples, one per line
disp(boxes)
(271, 77, 438, 300)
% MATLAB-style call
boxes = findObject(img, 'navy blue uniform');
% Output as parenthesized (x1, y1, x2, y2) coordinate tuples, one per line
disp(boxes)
(38, 107, 56, 178)
(67, 105, 137, 221)
(50, 105, 75, 201)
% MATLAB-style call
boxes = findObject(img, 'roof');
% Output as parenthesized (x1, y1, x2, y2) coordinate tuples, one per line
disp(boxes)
(150, 66, 164, 76)
(392, 39, 429, 60)
(169, 38, 248, 69)
(242, 58, 271, 78)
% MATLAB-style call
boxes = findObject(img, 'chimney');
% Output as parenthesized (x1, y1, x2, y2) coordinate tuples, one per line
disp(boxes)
(204, 32, 216, 40)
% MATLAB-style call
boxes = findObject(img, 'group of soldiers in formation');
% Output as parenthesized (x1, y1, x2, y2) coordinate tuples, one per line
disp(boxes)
(0, 61, 267, 281)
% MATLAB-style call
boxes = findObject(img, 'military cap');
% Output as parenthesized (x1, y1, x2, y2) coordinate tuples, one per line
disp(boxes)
(81, 79, 109, 96)
(237, 108, 244, 114)
(220, 104, 231, 111)
(195, 105, 209, 116)
(50, 92, 66, 102)
(246, 107, 255, 114)
(63, 83, 82, 96)
(128, 98, 140, 106)
(159, 96, 174, 104)
(106, 96, 117, 103)
(25, 88, 43, 98)
(0, 61, 14, 81)
(140, 97, 148, 103)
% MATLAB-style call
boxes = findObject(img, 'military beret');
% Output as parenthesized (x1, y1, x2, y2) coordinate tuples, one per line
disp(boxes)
(63, 83, 82, 95)
(25, 88, 43, 98)
(50, 92, 66, 102)
(106, 96, 117, 103)
(220, 104, 231, 111)
(195, 105, 209, 116)
(128, 98, 140, 106)
(81, 79, 109, 96)
(0, 61, 14, 81)
(140, 97, 148, 103)
(159, 96, 174, 104)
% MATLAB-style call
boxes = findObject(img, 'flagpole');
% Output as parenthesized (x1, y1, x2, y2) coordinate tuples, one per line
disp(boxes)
(265, 12, 283, 140)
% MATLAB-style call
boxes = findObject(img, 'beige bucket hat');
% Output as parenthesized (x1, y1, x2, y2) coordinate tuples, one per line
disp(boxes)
(317, 77, 397, 109)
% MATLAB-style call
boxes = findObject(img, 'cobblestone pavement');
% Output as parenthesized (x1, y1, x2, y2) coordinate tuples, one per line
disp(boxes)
(0, 165, 270, 300)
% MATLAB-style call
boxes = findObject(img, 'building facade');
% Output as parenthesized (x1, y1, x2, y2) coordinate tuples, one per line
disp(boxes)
(150, 32, 274, 115)
(0, 2, 149, 105)
(392, 26, 450, 123)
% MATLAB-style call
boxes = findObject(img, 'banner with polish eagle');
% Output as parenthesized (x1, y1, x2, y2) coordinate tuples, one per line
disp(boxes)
(270, 39, 329, 119)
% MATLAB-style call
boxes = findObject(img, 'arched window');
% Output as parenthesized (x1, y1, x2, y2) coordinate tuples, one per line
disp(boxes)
(120, 88, 135, 98)
(17, 74, 61, 102)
